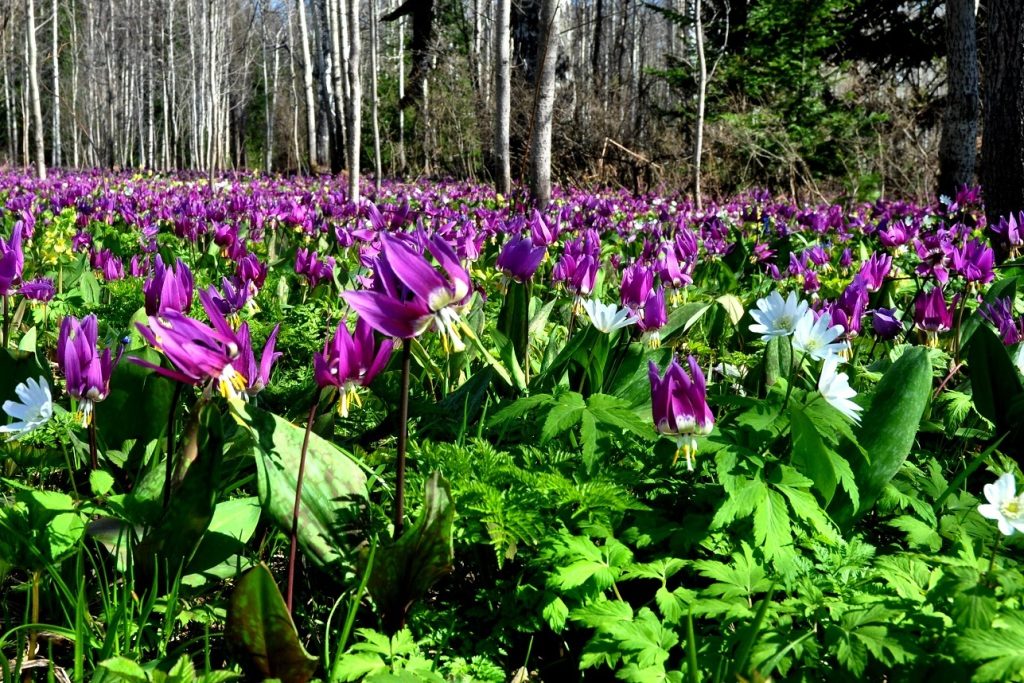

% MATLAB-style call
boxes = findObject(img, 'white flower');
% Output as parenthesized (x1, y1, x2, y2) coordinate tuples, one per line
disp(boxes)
(792, 310, 848, 361)
(749, 291, 809, 341)
(582, 299, 638, 334)
(817, 357, 861, 423)
(1014, 345, 1024, 376)
(0, 377, 54, 441)
(978, 473, 1024, 536)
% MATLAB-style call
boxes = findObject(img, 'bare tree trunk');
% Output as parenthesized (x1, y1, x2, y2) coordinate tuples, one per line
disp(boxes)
(288, 6, 301, 169)
(981, 0, 1024, 224)
(296, 0, 318, 171)
(26, 0, 46, 179)
(693, 0, 706, 210)
(369, 0, 382, 191)
(346, 0, 361, 201)
(494, 0, 511, 194)
(327, 0, 347, 171)
(397, 9, 406, 173)
(937, 0, 978, 197)
(2, 29, 15, 163)
(51, 0, 61, 167)
(528, 0, 558, 209)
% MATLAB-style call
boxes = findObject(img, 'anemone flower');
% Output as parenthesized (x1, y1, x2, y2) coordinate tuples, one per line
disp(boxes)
(817, 356, 861, 424)
(792, 310, 847, 362)
(649, 356, 714, 471)
(0, 377, 52, 441)
(978, 473, 1024, 536)
(582, 298, 638, 334)
(749, 291, 809, 341)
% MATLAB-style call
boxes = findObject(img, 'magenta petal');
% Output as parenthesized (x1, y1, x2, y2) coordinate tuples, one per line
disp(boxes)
(343, 290, 425, 339)
(381, 237, 447, 303)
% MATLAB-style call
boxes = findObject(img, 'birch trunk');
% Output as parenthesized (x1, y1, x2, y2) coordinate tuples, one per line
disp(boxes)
(26, 0, 46, 179)
(494, 0, 511, 194)
(296, 0, 318, 171)
(528, 0, 558, 209)
(693, 0, 706, 210)
(369, 0, 382, 191)
(346, 0, 361, 201)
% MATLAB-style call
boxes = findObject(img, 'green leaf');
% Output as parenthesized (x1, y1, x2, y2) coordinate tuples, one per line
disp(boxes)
(956, 614, 1024, 681)
(754, 489, 792, 562)
(541, 391, 585, 442)
(967, 324, 1024, 440)
(90, 470, 115, 497)
(765, 335, 792, 387)
(185, 496, 262, 583)
(95, 348, 175, 452)
(366, 472, 455, 634)
(834, 346, 932, 525)
(887, 515, 941, 552)
(230, 400, 368, 570)
(790, 406, 837, 503)
(225, 563, 319, 683)
(580, 410, 598, 471)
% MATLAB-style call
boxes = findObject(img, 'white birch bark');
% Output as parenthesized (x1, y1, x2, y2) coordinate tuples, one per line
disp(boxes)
(26, 0, 47, 179)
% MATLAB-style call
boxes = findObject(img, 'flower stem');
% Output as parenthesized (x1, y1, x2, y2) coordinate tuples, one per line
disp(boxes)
(1, 294, 8, 349)
(163, 382, 184, 509)
(986, 534, 1004, 579)
(88, 418, 99, 471)
(286, 386, 322, 615)
(27, 570, 40, 661)
(394, 341, 412, 540)
(781, 340, 800, 411)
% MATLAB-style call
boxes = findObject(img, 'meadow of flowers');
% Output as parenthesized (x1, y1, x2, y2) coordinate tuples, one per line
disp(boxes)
(1, 171, 1024, 681)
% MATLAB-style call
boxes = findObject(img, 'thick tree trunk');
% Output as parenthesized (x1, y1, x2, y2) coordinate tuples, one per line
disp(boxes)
(494, 0, 511, 194)
(26, 0, 46, 179)
(937, 0, 978, 198)
(981, 0, 1024, 223)
(528, 0, 558, 209)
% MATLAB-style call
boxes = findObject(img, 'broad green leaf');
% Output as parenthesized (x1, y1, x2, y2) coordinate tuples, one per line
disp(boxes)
(225, 563, 319, 683)
(967, 324, 1024, 440)
(185, 496, 262, 582)
(230, 400, 368, 570)
(790, 406, 837, 503)
(541, 391, 585, 442)
(95, 347, 175, 453)
(835, 346, 932, 525)
(366, 472, 454, 634)
(754, 490, 791, 562)
(90, 470, 115, 497)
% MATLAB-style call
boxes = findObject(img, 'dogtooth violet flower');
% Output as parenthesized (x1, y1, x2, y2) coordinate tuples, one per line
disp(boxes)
(314, 317, 394, 417)
(20, 277, 55, 303)
(143, 255, 194, 316)
(978, 473, 1024, 536)
(913, 286, 953, 339)
(133, 288, 248, 400)
(649, 356, 714, 471)
(0, 223, 24, 296)
(749, 291, 809, 341)
(233, 323, 281, 400)
(496, 234, 546, 282)
(343, 234, 473, 353)
(870, 308, 905, 340)
(0, 376, 53, 441)
(57, 315, 121, 426)
(817, 356, 862, 424)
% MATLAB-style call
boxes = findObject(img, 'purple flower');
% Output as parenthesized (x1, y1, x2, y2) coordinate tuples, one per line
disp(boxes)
(20, 277, 55, 303)
(951, 239, 995, 284)
(991, 211, 1023, 251)
(57, 314, 120, 426)
(638, 287, 668, 345)
(143, 256, 194, 316)
(858, 252, 892, 292)
(233, 323, 281, 399)
(981, 297, 1022, 345)
(295, 247, 336, 289)
(649, 356, 714, 471)
(552, 253, 598, 297)
(620, 263, 654, 309)
(133, 289, 248, 399)
(313, 317, 394, 416)
(343, 234, 473, 351)
(914, 286, 953, 334)
(870, 308, 905, 340)
(0, 223, 24, 296)
(496, 234, 546, 282)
